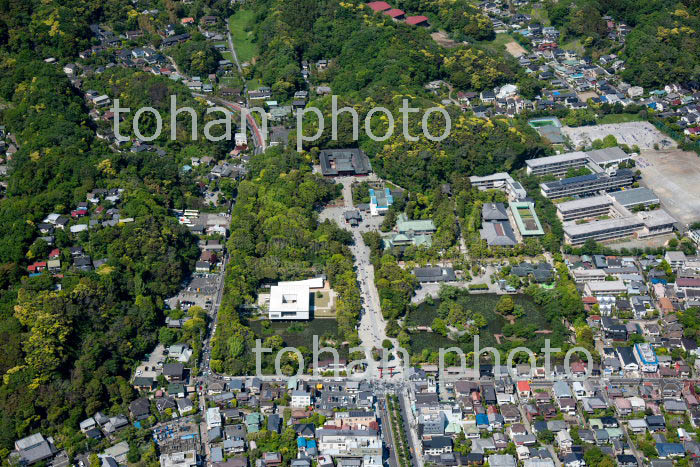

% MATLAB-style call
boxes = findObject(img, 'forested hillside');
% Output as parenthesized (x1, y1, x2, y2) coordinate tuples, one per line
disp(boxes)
(0, 46, 204, 455)
(242, 0, 550, 188)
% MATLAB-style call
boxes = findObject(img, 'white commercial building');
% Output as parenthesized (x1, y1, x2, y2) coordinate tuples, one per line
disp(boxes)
(268, 277, 323, 320)
(584, 280, 627, 297)
(316, 429, 383, 458)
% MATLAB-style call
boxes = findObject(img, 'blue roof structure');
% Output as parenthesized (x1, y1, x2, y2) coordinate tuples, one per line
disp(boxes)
(476, 413, 490, 426)
(656, 443, 684, 458)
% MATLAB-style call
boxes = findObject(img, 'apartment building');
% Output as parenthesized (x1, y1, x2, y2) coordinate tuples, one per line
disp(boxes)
(634, 343, 658, 373)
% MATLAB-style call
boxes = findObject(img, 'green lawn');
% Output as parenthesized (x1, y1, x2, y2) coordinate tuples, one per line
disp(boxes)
(561, 38, 584, 55)
(246, 78, 263, 91)
(528, 6, 551, 26)
(229, 9, 259, 63)
(219, 75, 244, 87)
(477, 33, 513, 54)
(598, 113, 644, 124)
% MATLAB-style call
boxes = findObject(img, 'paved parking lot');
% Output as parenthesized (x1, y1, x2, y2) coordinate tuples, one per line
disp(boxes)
(135, 344, 165, 378)
(166, 273, 221, 311)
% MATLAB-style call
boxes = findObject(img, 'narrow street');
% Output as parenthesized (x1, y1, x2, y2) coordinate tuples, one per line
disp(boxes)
(399, 387, 421, 467)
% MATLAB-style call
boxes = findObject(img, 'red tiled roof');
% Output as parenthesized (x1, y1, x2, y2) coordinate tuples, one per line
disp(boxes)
(517, 380, 531, 392)
(384, 8, 405, 18)
(405, 15, 429, 25)
(367, 1, 391, 12)
(678, 278, 700, 288)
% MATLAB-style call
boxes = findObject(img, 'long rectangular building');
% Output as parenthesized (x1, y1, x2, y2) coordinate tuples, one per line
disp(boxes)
(540, 170, 634, 199)
(563, 216, 645, 245)
(525, 151, 589, 176)
(556, 195, 613, 221)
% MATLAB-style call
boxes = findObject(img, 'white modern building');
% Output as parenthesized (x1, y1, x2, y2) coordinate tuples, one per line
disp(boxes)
(316, 429, 383, 458)
(268, 277, 324, 320)
(634, 343, 658, 373)
(564, 217, 645, 245)
(469, 172, 528, 200)
(291, 390, 312, 408)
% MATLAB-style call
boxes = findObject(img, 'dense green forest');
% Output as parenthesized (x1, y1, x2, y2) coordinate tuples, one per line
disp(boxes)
(209, 148, 364, 375)
(0, 59, 204, 455)
(545, 0, 700, 87)
(0, 0, 233, 59)
(246, 0, 517, 99)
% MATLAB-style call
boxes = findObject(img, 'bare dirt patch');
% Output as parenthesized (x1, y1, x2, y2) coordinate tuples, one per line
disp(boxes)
(431, 30, 460, 48)
(577, 91, 599, 102)
(636, 149, 700, 225)
(505, 41, 527, 57)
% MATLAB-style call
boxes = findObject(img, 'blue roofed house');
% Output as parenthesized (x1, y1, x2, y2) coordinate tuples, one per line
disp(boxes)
(476, 413, 490, 430)
(656, 443, 685, 458)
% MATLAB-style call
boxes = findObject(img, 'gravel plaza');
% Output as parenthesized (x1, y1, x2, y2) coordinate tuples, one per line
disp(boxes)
(562, 121, 676, 150)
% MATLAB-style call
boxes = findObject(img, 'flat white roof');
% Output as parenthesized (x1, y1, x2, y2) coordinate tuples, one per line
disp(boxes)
(557, 195, 612, 213)
(269, 284, 310, 312)
(637, 209, 677, 228)
(572, 268, 607, 277)
(278, 277, 324, 289)
(526, 151, 588, 168)
(563, 216, 643, 236)
(469, 172, 513, 183)
(586, 280, 626, 292)
(586, 147, 629, 164)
